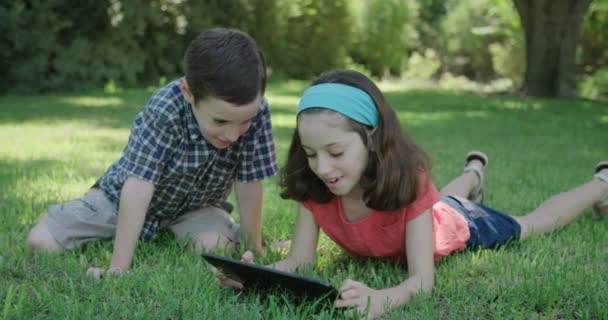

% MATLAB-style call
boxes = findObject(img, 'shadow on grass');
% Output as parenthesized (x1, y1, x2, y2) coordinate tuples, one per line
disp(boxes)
(0, 90, 147, 128)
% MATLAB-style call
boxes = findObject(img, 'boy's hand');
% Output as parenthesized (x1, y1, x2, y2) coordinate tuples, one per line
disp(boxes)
(240, 250, 254, 263)
(335, 279, 392, 320)
(215, 251, 254, 289)
(86, 266, 128, 279)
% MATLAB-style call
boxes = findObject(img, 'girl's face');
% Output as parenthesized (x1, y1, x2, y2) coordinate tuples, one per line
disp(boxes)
(298, 112, 369, 197)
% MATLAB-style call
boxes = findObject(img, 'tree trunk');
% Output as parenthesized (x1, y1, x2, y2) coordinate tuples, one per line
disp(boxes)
(513, 0, 592, 98)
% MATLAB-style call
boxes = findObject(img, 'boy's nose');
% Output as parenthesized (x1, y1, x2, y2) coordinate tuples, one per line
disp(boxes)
(225, 127, 240, 142)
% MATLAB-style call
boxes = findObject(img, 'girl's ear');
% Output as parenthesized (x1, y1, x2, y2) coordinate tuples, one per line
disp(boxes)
(180, 79, 195, 105)
(366, 127, 377, 152)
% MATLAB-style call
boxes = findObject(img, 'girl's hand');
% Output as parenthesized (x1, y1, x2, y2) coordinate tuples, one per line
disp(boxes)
(335, 279, 392, 319)
(215, 251, 255, 289)
(86, 266, 127, 279)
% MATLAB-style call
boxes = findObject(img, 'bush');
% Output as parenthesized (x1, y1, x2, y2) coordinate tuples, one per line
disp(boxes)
(579, 2, 608, 72)
(488, 36, 525, 87)
(440, 0, 521, 82)
(277, 0, 353, 79)
(352, 0, 418, 78)
(405, 49, 441, 80)
(0, 0, 190, 93)
(580, 68, 608, 101)
(438, 72, 480, 92)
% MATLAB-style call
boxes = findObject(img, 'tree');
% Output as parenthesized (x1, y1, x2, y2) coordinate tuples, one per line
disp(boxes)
(513, 0, 592, 97)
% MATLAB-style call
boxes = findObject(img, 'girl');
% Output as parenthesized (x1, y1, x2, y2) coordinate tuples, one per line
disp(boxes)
(222, 70, 608, 319)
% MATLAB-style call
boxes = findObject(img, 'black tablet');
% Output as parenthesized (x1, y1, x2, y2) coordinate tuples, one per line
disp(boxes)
(202, 252, 339, 302)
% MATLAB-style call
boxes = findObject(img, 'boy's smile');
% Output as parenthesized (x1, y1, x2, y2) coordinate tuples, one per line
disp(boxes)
(298, 112, 369, 197)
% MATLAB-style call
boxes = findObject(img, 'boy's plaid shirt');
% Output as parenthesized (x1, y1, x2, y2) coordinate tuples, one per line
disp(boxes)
(95, 80, 278, 240)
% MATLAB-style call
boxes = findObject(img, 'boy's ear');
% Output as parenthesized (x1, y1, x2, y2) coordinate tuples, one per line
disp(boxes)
(180, 78, 195, 105)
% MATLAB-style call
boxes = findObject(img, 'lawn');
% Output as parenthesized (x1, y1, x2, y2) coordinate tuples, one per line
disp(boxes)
(1, 81, 607, 319)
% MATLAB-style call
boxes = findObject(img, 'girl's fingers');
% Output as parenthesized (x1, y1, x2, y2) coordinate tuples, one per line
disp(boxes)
(335, 298, 356, 308)
(339, 288, 359, 300)
(340, 279, 360, 290)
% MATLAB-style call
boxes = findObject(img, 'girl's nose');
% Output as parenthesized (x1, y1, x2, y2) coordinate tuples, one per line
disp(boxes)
(315, 154, 332, 175)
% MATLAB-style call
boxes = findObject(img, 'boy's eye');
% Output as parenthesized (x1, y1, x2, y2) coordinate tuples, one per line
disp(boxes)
(330, 152, 344, 157)
(213, 119, 227, 125)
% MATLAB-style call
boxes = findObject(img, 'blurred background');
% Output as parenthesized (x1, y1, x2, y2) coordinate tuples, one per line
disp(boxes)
(1, 0, 606, 100)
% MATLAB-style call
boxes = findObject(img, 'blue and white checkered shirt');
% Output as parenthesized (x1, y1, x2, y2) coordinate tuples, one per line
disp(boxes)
(95, 80, 278, 240)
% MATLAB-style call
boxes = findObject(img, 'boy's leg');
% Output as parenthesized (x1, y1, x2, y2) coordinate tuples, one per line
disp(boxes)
(513, 170, 608, 240)
(26, 189, 118, 251)
(168, 206, 239, 255)
(27, 216, 64, 251)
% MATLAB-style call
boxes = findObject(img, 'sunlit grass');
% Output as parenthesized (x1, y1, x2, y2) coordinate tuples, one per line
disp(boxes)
(60, 96, 125, 107)
(1, 84, 607, 319)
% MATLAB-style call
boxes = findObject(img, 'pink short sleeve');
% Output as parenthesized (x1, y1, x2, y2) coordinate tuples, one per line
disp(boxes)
(405, 171, 441, 222)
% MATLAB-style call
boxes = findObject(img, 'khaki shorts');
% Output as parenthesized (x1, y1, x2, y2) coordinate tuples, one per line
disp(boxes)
(44, 188, 240, 250)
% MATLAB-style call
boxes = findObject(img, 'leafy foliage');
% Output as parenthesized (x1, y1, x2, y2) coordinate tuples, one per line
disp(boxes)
(0, 0, 606, 97)
(352, 0, 418, 78)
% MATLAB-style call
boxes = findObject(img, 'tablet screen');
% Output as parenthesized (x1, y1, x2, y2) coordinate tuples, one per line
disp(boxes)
(202, 253, 338, 302)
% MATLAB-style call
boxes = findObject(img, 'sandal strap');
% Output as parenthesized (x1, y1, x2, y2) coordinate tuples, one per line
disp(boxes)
(463, 165, 484, 183)
(592, 167, 608, 220)
(595, 171, 608, 184)
(463, 163, 484, 202)
(592, 198, 608, 220)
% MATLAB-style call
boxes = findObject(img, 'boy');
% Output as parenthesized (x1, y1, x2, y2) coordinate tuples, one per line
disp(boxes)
(26, 28, 278, 278)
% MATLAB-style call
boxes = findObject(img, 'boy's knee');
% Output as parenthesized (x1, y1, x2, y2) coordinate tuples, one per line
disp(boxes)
(194, 231, 230, 254)
(26, 223, 63, 252)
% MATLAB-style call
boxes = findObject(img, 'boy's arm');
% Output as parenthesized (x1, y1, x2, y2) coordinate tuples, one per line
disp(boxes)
(234, 181, 264, 253)
(87, 176, 154, 279)
(335, 210, 435, 319)
(109, 176, 155, 271)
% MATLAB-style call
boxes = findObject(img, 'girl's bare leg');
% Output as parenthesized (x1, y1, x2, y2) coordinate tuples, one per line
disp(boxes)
(440, 159, 483, 199)
(513, 172, 608, 240)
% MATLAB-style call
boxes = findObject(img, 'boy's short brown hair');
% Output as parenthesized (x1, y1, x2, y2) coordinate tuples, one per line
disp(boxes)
(183, 28, 266, 105)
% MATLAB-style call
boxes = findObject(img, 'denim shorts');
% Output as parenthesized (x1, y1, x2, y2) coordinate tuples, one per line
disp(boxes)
(442, 196, 521, 249)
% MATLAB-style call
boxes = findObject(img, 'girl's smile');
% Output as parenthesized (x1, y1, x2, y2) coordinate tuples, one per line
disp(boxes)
(322, 176, 343, 189)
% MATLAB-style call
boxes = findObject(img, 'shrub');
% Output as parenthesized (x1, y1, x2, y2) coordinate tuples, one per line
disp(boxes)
(352, 0, 418, 78)
(405, 49, 441, 80)
(580, 68, 608, 101)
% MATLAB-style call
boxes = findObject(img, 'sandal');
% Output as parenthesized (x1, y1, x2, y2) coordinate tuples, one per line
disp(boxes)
(463, 150, 488, 203)
(592, 161, 608, 220)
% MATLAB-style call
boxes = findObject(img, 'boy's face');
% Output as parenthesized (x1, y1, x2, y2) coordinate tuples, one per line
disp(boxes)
(298, 112, 369, 197)
(181, 80, 261, 149)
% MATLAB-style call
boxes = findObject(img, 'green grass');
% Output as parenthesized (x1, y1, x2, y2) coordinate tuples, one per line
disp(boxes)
(1, 82, 607, 319)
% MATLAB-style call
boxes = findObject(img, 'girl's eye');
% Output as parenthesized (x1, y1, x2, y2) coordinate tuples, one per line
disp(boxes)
(305, 153, 316, 158)
(330, 152, 344, 157)
(213, 119, 227, 125)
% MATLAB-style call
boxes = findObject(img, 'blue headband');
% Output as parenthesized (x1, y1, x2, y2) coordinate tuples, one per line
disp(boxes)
(297, 83, 378, 127)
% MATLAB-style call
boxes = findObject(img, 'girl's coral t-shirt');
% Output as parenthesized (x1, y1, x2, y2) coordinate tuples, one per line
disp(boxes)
(301, 174, 470, 262)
